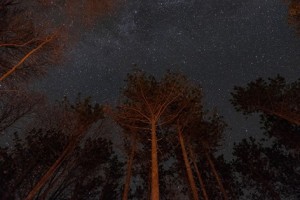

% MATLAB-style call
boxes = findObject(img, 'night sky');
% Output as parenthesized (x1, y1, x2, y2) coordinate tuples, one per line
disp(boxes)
(37, 0, 300, 155)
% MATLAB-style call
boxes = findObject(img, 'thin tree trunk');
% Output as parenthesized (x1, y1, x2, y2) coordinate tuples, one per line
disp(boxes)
(25, 140, 75, 200)
(39, 167, 61, 200)
(178, 128, 199, 200)
(25, 124, 87, 200)
(151, 120, 159, 200)
(189, 147, 209, 200)
(205, 151, 228, 200)
(122, 132, 137, 200)
(40, 156, 76, 200)
(49, 178, 74, 200)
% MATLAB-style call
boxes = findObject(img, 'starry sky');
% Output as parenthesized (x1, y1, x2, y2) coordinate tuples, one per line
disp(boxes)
(37, 0, 300, 155)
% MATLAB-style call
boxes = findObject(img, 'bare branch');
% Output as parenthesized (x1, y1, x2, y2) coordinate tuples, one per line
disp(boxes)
(0, 34, 56, 82)
(137, 78, 153, 117)
(0, 38, 37, 47)
(119, 104, 151, 121)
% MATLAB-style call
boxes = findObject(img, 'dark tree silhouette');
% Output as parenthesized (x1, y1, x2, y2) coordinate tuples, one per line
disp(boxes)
(121, 128, 138, 200)
(231, 75, 300, 199)
(0, 97, 123, 200)
(232, 137, 300, 200)
(0, 90, 44, 134)
(231, 75, 300, 126)
(187, 113, 231, 200)
(169, 81, 203, 200)
(24, 96, 105, 200)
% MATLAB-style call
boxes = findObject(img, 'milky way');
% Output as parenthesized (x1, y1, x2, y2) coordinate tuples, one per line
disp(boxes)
(38, 0, 300, 155)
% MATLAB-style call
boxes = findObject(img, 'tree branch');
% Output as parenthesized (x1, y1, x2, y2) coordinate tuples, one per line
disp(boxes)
(0, 34, 55, 82)
(0, 38, 37, 47)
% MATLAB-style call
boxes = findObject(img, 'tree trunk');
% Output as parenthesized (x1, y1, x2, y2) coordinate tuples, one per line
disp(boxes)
(0, 35, 54, 82)
(24, 140, 76, 200)
(122, 132, 137, 200)
(178, 128, 199, 200)
(40, 157, 76, 200)
(151, 120, 159, 200)
(205, 151, 228, 200)
(189, 147, 209, 200)
(25, 124, 87, 200)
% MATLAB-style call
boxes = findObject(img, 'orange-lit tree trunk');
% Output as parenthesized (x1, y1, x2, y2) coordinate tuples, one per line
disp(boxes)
(115, 71, 193, 200)
(25, 140, 76, 200)
(178, 127, 199, 200)
(151, 120, 159, 200)
(205, 151, 228, 200)
(25, 126, 86, 200)
(0, 35, 55, 82)
(189, 147, 209, 200)
(40, 156, 76, 200)
(122, 132, 137, 200)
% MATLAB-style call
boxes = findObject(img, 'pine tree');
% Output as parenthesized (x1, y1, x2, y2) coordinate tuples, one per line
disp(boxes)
(231, 75, 300, 199)
(231, 75, 300, 126)
(115, 70, 190, 199)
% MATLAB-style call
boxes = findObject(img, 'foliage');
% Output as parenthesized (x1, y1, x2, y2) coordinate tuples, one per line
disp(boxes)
(232, 137, 300, 200)
(231, 75, 300, 199)
(231, 75, 300, 125)
(0, 110, 122, 200)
